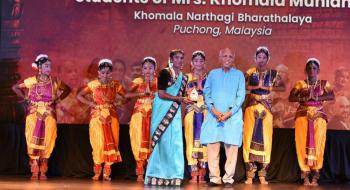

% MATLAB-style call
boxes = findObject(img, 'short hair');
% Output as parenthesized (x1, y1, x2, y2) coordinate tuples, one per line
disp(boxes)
(219, 48, 234, 57)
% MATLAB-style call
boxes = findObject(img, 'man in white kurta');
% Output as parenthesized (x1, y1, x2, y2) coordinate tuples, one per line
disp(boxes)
(200, 48, 245, 186)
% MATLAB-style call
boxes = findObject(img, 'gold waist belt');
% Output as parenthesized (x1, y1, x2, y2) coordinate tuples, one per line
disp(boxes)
(95, 104, 114, 109)
(250, 93, 271, 100)
(30, 101, 53, 107)
(136, 98, 153, 104)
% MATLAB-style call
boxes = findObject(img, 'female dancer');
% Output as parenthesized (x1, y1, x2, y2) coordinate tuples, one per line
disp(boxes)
(77, 58, 125, 181)
(128, 57, 157, 182)
(243, 47, 285, 184)
(184, 50, 208, 183)
(12, 54, 70, 180)
(289, 58, 334, 186)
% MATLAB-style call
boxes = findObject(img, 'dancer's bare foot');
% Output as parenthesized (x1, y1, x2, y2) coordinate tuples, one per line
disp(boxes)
(136, 175, 144, 182)
(259, 177, 268, 185)
(303, 178, 311, 186)
(245, 177, 253, 184)
(39, 173, 47, 180)
(30, 173, 39, 180)
(189, 176, 198, 184)
(103, 175, 111, 181)
(92, 174, 100, 181)
(198, 176, 206, 184)
(310, 178, 319, 186)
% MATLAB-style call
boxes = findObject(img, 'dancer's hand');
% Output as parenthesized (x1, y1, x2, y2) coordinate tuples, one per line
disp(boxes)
(144, 82, 152, 96)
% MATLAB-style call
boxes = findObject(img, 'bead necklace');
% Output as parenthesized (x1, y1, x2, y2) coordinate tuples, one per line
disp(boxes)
(35, 76, 52, 100)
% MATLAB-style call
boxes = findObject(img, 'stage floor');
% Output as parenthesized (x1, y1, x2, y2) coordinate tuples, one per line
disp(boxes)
(0, 176, 349, 190)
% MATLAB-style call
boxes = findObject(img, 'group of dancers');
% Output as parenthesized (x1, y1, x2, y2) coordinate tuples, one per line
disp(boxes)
(11, 46, 334, 187)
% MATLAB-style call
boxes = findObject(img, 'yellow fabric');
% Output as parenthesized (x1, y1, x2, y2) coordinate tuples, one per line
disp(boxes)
(24, 76, 38, 89)
(88, 79, 124, 96)
(295, 116, 327, 172)
(243, 104, 273, 164)
(184, 73, 208, 166)
(186, 73, 194, 81)
(87, 80, 100, 91)
(129, 77, 156, 162)
(130, 110, 151, 162)
(24, 76, 62, 100)
(23, 76, 63, 160)
(132, 77, 144, 85)
(25, 112, 57, 160)
(246, 68, 257, 77)
(88, 80, 124, 165)
(184, 104, 208, 165)
(291, 79, 331, 172)
(89, 108, 120, 165)
(293, 80, 332, 92)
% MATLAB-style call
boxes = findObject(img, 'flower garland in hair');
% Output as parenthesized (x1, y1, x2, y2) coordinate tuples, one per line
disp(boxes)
(191, 50, 206, 72)
(143, 56, 157, 68)
(256, 46, 270, 63)
(192, 50, 205, 56)
(168, 58, 176, 78)
(256, 46, 269, 52)
(32, 54, 49, 69)
(98, 58, 113, 67)
(306, 57, 320, 66)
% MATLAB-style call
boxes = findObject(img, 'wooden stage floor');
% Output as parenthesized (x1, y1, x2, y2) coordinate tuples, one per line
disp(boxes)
(0, 176, 349, 190)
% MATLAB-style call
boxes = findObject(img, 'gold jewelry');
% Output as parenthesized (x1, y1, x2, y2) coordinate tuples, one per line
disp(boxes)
(306, 78, 318, 90)
(95, 81, 114, 103)
(306, 78, 319, 101)
(34, 76, 52, 100)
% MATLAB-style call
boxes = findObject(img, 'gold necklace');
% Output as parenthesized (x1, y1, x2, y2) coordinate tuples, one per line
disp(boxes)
(35, 76, 52, 99)
(255, 69, 265, 82)
(100, 81, 114, 102)
(306, 78, 318, 90)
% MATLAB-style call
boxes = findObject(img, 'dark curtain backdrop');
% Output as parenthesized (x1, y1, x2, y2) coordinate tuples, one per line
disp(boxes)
(0, 123, 349, 183)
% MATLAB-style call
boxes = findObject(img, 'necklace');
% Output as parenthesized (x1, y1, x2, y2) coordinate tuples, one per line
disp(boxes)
(306, 78, 318, 90)
(255, 68, 272, 86)
(35, 76, 52, 100)
(306, 78, 319, 101)
(97, 81, 114, 102)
